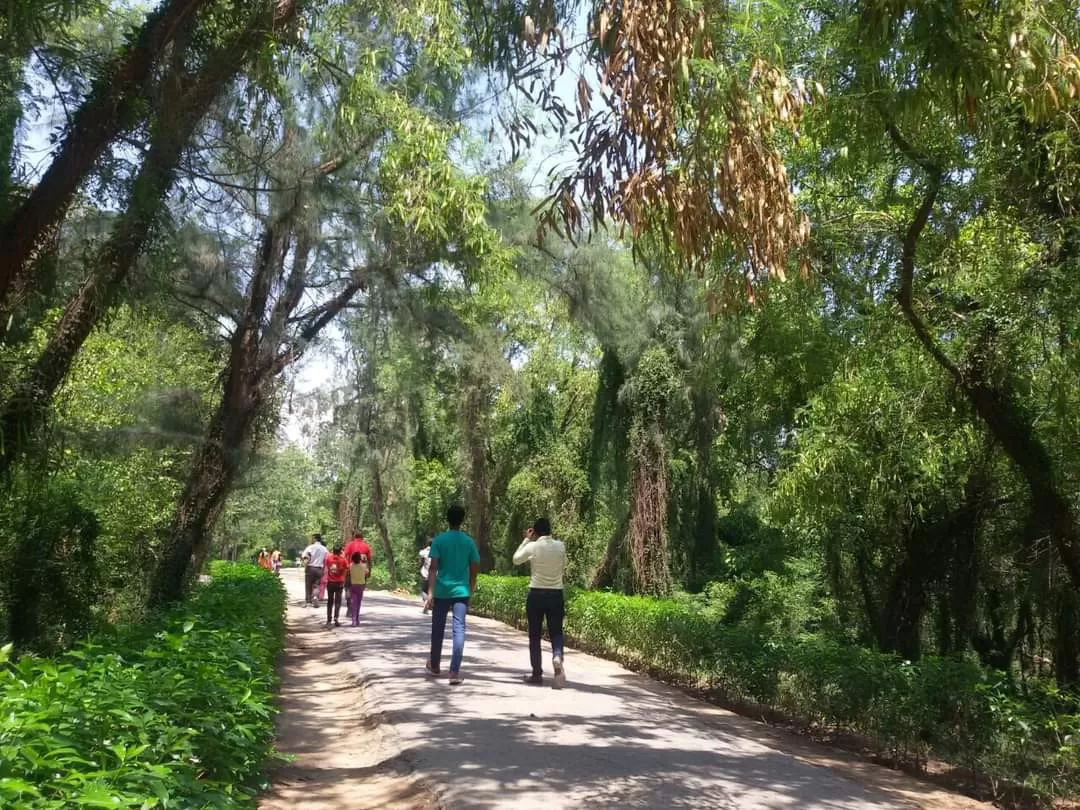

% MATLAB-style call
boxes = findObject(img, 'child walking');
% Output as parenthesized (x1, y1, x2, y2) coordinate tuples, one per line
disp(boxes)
(324, 545, 348, 627)
(348, 552, 370, 626)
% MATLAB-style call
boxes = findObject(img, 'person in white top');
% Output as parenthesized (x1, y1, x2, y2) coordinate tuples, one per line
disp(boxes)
(300, 534, 328, 607)
(418, 536, 432, 614)
(512, 518, 567, 688)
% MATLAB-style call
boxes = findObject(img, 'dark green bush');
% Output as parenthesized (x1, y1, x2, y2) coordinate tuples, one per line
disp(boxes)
(0, 562, 285, 808)
(0, 475, 104, 652)
(471, 575, 1080, 800)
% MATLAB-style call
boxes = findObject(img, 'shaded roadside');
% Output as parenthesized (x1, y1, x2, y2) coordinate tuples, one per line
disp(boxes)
(259, 571, 439, 810)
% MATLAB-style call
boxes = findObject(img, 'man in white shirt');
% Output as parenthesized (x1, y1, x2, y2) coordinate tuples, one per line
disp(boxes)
(512, 518, 567, 688)
(301, 534, 328, 607)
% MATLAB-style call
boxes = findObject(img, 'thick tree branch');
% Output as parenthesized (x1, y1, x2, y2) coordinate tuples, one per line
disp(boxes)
(0, 0, 214, 312)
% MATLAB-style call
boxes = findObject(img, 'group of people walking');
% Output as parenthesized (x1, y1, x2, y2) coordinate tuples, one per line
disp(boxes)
(420, 506, 567, 687)
(256, 548, 281, 574)
(300, 533, 373, 627)
(297, 505, 568, 688)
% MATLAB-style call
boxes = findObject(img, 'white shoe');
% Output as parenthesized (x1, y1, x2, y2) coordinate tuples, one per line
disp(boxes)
(552, 656, 566, 689)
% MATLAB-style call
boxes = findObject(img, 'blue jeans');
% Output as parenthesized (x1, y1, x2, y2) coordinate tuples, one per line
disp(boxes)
(430, 597, 469, 673)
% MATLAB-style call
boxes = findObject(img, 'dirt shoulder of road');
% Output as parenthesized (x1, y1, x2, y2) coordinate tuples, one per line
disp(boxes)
(259, 587, 440, 810)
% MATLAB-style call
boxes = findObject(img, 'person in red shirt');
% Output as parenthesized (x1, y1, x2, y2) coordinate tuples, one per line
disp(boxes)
(324, 545, 349, 627)
(343, 532, 372, 609)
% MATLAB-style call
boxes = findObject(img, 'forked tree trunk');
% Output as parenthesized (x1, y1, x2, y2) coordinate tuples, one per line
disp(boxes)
(150, 160, 363, 604)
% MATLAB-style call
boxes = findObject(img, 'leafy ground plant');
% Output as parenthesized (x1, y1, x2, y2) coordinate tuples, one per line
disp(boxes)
(0, 562, 285, 808)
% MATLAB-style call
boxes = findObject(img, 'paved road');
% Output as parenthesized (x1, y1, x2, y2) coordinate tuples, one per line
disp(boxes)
(276, 571, 984, 810)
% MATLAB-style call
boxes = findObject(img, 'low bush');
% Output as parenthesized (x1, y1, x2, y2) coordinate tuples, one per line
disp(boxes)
(471, 575, 1080, 800)
(0, 562, 285, 808)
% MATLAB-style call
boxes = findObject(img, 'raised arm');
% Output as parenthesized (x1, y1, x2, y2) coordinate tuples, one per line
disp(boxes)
(511, 527, 536, 566)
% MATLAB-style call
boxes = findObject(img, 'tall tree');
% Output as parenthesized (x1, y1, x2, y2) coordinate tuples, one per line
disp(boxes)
(0, 0, 301, 478)
(0, 0, 214, 313)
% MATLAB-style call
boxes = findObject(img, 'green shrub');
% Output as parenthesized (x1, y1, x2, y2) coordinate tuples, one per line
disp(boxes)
(471, 574, 1080, 800)
(0, 562, 285, 808)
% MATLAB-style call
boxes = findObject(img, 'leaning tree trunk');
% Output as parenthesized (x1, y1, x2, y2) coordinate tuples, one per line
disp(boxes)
(590, 513, 630, 590)
(0, 3, 299, 479)
(151, 365, 264, 605)
(0, 0, 212, 314)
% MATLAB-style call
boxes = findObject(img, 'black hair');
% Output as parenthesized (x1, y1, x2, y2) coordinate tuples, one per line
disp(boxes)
(352, 552, 363, 564)
(313, 533, 323, 543)
(446, 504, 466, 528)
(333, 545, 343, 555)
(533, 517, 552, 536)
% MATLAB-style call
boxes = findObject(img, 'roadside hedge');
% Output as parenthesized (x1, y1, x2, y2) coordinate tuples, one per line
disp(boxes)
(0, 562, 285, 808)
(471, 575, 1080, 800)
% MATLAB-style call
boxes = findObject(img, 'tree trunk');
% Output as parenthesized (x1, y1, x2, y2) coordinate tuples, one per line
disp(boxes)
(463, 382, 494, 571)
(1055, 589, 1079, 689)
(151, 368, 264, 605)
(337, 483, 360, 545)
(880, 553, 926, 661)
(627, 424, 671, 596)
(0, 112, 192, 476)
(590, 513, 630, 590)
(369, 456, 397, 581)
(0, 0, 212, 312)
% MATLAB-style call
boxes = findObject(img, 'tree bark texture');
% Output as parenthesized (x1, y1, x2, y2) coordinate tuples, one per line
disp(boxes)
(628, 425, 671, 596)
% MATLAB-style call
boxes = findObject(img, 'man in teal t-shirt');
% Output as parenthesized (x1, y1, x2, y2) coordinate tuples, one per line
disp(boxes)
(425, 505, 480, 684)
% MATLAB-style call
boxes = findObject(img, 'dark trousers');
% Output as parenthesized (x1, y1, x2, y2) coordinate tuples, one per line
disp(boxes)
(325, 582, 343, 622)
(527, 588, 565, 676)
(305, 566, 324, 604)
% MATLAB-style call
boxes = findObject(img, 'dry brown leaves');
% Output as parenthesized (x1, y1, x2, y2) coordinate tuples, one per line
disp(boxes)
(512, 0, 813, 300)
